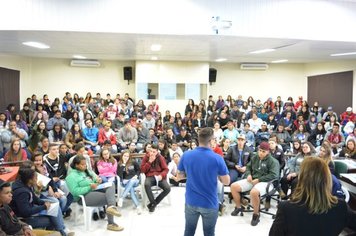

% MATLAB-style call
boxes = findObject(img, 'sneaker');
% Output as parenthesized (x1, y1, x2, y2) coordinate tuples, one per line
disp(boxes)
(99, 210, 106, 219)
(118, 198, 123, 208)
(136, 206, 142, 215)
(251, 213, 260, 226)
(106, 206, 121, 217)
(92, 212, 99, 221)
(63, 208, 72, 219)
(264, 200, 271, 210)
(64, 228, 75, 236)
(231, 207, 242, 216)
(147, 202, 156, 213)
(218, 203, 226, 216)
(278, 190, 286, 199)
(107, 223, 124, 231)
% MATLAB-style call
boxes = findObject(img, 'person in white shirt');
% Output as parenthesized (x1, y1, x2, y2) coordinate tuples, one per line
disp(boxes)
(168, 152, 186, 186)
(248, 113, 263, 134)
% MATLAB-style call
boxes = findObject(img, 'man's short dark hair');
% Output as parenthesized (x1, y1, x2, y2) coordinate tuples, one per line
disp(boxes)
(333, 123, 340, 128)
(0, 179, 10, 191)
(74, 143, 85, 152)
(151, 144, 159, 150)
(198, 127, 214, 145)
(18, 167, 36, 185)
(49, 143, 59, 149)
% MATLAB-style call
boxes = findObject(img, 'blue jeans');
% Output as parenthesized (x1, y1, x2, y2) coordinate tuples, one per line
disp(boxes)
(23, 206, 66, 236)
(184, 204, 218, 236)
(120, 178, 140, 207)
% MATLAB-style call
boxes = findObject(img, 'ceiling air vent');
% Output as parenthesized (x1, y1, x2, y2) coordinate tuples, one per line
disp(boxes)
(240, 63, 268, 70)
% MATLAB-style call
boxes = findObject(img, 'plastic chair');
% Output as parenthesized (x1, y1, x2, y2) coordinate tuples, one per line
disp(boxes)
(140, 173, 171, 207)
(115, 175, 144, 207)
(73, 195, 99, 231)
(334, 161, 348, 178)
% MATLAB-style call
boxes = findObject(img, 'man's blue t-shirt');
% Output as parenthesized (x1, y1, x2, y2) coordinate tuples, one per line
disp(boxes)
(178, 146, 229, 210)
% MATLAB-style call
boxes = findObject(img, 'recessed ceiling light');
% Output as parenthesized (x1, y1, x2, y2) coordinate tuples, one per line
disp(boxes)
(151, 56, 158, 60)
(330, 52, 356, 56)
(72, 55, 87, 59)
(249, 48, 275, 54)
(215, 58, 227, 62)
(271, 59, 288, 63)
(22, 41, 50, 49)
(150, 44, 162, 51)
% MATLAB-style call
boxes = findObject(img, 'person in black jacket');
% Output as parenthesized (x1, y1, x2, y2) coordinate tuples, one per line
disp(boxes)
(269, 157, 348, 236)
(117, 150, 141, 214)
(10, 167, 69, 236)
(224, 134, 252, 184)
(0, 179, 60, 236)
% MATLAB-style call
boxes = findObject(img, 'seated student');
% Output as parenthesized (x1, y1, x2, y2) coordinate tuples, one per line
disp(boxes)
(168, 142, 183, 158)
(339, 139, 356, 160)
(140, 144, 171, 213)
(65, 155, 123, 231)
(272, 124, 292, 152)
(48, 123, 66, 146)
(117, 120, 138, 151)
(0, 179, 61, 236)
(38, 137, 50, 155)
(32, 152, 72, 218)
(98, 121, 117, 151)
(168, 152, 186, 186)
(117, 150, 142, 214)
(10, 167, 70, 236)
(230, 142, 279, 226)
(324, 123, 345, 154)
(3, 139, 27, 163)
(82, 118, 100, 152)
(224, 134, 252, 184)
(269, 157, 348, 236)
(96, 148, 117, 183)
(67, 143, 94, 173)
(280, 141, 316, 199)
(64, 123, 84, 151)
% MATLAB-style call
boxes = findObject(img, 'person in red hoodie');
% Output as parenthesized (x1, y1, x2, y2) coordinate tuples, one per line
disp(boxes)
(98, 121, 117, 151)
(140, 144, 170, 212)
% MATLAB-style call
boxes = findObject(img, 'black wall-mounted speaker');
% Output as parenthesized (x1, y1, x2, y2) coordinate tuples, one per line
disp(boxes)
(123, 67, 133, 81)
(209, 68, 217, 83)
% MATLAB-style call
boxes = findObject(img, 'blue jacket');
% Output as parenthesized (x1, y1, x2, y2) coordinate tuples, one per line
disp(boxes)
(82, 127, 99, 143)
(10, 180, 46, 218)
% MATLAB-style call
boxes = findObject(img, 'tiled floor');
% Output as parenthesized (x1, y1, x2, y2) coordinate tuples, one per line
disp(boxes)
(66, 187, 276, 236)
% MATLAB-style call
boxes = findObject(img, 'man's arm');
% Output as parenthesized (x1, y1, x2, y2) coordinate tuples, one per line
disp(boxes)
(218, 175, 230, 185)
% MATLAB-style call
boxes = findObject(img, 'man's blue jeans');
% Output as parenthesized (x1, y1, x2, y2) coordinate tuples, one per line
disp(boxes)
(184, 204, 218, 236)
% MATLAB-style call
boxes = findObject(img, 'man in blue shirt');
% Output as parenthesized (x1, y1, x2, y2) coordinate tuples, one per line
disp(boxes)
(178, 127, 230, 236)
(82, 119, 100, 152)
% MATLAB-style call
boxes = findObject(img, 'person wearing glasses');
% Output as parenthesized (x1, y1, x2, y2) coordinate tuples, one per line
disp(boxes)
(280, 141, 316, 199)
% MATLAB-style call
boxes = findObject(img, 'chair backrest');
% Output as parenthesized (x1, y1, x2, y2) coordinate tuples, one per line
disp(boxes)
(334, 161, 348, 178)
(341, 186, 350, 203)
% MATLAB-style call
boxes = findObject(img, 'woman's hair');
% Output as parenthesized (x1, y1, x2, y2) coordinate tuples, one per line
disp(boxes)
(345, 139, 356, 156)
(18, 167, 36, 185)
(31, 152, 43, 162)
(291, 157, 337, 214)
(7, 139, 23, 162)
(52, 123, 64, 141)
(302, 141, 316, 155)
(119, 150, 134, 172)
(320, 142, 333, 166)
(99, 148, 116, 164)
(71, 155, 93, 178)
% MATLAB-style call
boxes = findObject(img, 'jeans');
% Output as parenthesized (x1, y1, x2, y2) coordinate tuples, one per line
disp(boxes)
(100, 176, 116, 183)
(144, 176, 171, 205)
(120, 178, 140, 207)
(184, 204, 218, 236)
(23, 206, 66, 236)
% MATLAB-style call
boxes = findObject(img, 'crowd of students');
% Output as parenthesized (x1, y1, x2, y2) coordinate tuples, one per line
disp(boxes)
(1, 92, 356, 235)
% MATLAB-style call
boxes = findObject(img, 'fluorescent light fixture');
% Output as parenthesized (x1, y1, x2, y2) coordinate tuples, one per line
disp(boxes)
(215, 58, 227, 62)
(271, 59, 288, 63)
(330, 52, 356, 57)
(150, 44, 161, 51)
(22, 41, 50, 49)
(72, 55, 87, 59)
(151, 56, 158, 60)
(249, 48, 275, 54)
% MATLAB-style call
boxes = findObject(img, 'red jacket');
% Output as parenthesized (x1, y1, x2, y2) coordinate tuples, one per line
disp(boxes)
(140, 153, 169, 179)
(98, 128, 117, 145)
(340, 111, 356, 126)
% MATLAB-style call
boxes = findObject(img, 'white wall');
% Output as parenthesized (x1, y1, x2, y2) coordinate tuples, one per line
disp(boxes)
(0, 55, 135, 103)
(208, 63, 306, 102)
(1, 54, 356, 115)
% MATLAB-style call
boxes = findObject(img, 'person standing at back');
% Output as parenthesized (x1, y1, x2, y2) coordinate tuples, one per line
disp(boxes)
(178, 127, 230, 236)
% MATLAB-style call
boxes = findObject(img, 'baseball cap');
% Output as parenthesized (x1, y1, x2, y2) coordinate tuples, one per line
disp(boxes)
(327, 106, 333, 111)
(180, 126, 187, 131)
(259, 142, 270, 151)
(108, 103, 114, 106)
(136, 118, 143, 123)
(238, 134, 246, 140)
(261, 121, 267, 126)
(347, 107, 352, 112)
(80, 103, 86, 107)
